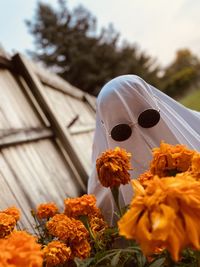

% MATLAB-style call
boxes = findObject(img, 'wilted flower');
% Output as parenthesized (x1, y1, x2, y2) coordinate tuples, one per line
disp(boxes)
(36, 202, 58, 220)
(150, 142, 194, 177)
(43, 240, 71, 267)
(118, 176, 200, 261)
(1, 206, 20, 222)
(96, 147, 132, 187)
(0, 213, 16, 238)
(64, 194, 101, 218)
(0, 231, 43, 267)
(89, 215, 108, 238)
(71, 239, 91, 259)
(46, 214, 88, 242)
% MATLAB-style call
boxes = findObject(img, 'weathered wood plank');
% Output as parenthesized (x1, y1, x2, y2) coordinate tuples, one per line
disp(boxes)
(0, 153, 36, 232)
(15, 75, 50, 127)
(42, 85, 95, 172)
(0, 56, 13, 70)
(12, 53, 88, 187)
(28, 59, 84, 99)
(43, 84, 95, 173)
(0, 69, 43, 129)
(69, 124, 95, 135)
(33, 139, 82, 199)
(83, 94, 96, 112)
(0, 127, 53, 148)
(1, 140, 82, 211)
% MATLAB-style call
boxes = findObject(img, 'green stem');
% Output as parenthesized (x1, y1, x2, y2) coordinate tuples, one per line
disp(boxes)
(31, 210, 44, 240)
(111, 186, 123, 217)
(80, 215, 103, 251)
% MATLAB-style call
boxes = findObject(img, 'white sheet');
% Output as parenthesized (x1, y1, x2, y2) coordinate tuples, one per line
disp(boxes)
(88, 75, 200, 224)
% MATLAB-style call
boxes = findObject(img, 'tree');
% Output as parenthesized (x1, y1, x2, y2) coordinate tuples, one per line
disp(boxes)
(26, 0, 160, 95)
(161, 49, 200, 98)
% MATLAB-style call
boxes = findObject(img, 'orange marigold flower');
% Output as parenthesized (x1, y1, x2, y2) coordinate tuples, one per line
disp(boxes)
(43, 240, 71, 267)
(36, 202, 58, 220)
(71, 239, 91, 259)
(0, 213, 16, 238)
(150, 142, 194, 177)
(64, 194, 100, 218)
(0, 230, 43, 267)
(138, 171, 154, 187)
(46, 214, 88, 242)
(118, 176, 200, 261)
(189, 152, 200, 180)
(96, 147, 132, 187)
(1, 206, 20, 222)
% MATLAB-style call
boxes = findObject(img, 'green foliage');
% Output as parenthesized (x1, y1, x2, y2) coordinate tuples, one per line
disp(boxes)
(180, 88, 200, 111)
(161, 49, 200, 98)
(74, 246, 147, 267)
(26, 0, 160, 95)
(26, 2, 200, 97)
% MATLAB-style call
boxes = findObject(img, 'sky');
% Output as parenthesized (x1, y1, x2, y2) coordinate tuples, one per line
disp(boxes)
(0, 0, 200, 67)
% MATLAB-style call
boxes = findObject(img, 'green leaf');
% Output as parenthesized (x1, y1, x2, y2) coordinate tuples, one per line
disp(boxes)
(149, 257, 165, 267)
(74, 257, 94, 267)
(111, 250, 121, 266)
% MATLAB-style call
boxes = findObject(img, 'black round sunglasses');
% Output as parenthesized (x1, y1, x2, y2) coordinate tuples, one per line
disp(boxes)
(103, 109, 160, 142)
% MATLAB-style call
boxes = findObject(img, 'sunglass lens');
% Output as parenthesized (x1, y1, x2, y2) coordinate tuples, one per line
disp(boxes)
(138, 109, 160, 128)
(111, 124, 132, 141)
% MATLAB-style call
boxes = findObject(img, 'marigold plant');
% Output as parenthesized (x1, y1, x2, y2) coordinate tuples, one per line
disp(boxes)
(138, 170, 154, 187)
(189, 152, 200, 179)
(71, 239, 91, 259)
(1, 206, 20, 222)
(46, 214, 88, 243)
(37, 202, 58, 220)
(118, 175, 200, 261)
(1, 142, 200, 267)
(150, 142, 195, 177)
(89, 215, 108, 237)
(0, 230, 43, 267)
(0, 213, 16, 238)
(96, 147, 132, 187)
(43, 240, 71, 267)
(64, 194, 100, 218)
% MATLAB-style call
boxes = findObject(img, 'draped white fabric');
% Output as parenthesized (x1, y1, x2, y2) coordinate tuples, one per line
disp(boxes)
(88, 75, 200, 224)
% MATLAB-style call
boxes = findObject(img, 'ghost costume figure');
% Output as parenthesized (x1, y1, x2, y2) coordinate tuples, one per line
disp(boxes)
(88, 75, 200, 224)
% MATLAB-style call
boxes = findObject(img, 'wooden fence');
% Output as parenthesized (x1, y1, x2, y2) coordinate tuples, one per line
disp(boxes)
(0, 48, 96, 232)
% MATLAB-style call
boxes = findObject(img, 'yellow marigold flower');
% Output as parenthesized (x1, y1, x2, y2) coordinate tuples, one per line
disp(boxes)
(0, 230, 43, 267)
(138, 171, 154, 187)
(46, 214, 88, 242)
(1, 206, 20, 222)
(43, 240, 71, 267)
(118, 176, 200, 261)
(96, 147, 132, 187)
(64, 194, 100, 218)
(0, 213, 16, 238)
(71, 239, 91, 259)
(36, 202, 58, 220)
(150, 142, 194, 177)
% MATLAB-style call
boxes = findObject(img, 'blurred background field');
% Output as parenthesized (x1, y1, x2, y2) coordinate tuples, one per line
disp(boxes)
(180, 88, 200, 111)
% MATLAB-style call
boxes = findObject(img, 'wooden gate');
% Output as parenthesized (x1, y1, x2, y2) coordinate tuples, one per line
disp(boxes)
(0, 48, 96, 232)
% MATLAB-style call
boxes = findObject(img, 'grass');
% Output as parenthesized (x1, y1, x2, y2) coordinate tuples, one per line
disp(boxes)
(179, 89, 200, 111)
